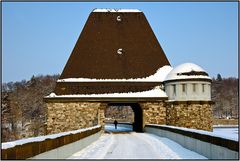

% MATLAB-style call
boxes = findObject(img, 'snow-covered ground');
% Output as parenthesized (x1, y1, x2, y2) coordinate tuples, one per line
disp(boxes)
(68, 125, 206, 159)
(104, 124, 133, 133)
(213, 127, 238, 141)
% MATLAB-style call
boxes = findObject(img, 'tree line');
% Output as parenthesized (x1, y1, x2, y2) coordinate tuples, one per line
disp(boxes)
(1, 74, 59, 142)
(211, 74, 238, 119)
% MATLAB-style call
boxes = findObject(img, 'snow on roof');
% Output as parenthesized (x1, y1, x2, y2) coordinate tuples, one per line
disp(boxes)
(164, 63, 211, 82)
(46, 86, 167, 98)
(93, 9, 142, 13)
(58, 65, 172, 83)
(1, 125, 101, 149)
(147, 124, 238, 142)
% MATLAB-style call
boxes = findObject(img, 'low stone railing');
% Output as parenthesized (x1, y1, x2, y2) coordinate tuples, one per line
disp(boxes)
(145, 124, 239, 159)
(1, 125, 102, 159)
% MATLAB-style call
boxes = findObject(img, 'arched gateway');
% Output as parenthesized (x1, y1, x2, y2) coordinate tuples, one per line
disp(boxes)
(44, 9, 213, 134)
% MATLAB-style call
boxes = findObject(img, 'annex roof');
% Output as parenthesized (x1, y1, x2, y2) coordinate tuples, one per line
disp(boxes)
(164, 63, 211, 82)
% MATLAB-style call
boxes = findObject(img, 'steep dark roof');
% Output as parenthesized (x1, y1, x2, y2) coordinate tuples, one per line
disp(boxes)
(59, 11, 170, 80)
(54, 10, 171, 95)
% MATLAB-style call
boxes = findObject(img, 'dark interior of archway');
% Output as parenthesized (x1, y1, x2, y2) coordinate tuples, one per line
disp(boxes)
(107, 103, 143, 132)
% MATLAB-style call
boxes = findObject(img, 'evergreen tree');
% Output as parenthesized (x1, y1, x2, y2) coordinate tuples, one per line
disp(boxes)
(216, 73, 222, 81)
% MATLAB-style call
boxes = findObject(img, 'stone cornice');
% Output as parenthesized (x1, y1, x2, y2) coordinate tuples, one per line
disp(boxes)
(44, 97, 168, 103)
(163, 78, 212, 84)
(165, 100, 215, 105)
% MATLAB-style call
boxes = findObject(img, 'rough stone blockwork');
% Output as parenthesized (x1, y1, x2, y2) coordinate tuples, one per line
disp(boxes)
(141, 102, 166, 125)
(166, 102, 213, 131)
(47, 102, 101, 134)
(98, 103, 107, 129)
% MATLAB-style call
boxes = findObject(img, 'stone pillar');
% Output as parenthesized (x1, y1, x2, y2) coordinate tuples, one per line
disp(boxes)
(98, 103, 107, 130)
(166, 101, 213, 131)
(46, 101, 101, 134)
(140, 101, 166, 126)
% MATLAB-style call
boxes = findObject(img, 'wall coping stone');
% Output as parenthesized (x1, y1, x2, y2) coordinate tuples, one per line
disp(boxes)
(44, 97, 167, 103)
(166, 100, 214, 105)
(145, 124, 238, 152)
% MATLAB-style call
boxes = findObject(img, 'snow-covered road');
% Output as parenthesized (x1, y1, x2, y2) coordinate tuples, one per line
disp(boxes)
(68, 125, 207, 159)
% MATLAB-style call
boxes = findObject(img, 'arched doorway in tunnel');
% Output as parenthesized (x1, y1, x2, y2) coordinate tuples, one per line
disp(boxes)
(105, 103, 143, 132)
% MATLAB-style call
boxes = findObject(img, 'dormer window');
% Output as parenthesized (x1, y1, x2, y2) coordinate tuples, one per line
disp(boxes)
(117, 48, 123, 55)
(117, 15, 121, 22)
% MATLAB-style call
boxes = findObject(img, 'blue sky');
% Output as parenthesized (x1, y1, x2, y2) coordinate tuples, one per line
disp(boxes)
(2, 2, 238, 83)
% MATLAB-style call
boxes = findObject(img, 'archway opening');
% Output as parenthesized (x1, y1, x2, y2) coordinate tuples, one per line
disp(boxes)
(105, 103, 143, 132)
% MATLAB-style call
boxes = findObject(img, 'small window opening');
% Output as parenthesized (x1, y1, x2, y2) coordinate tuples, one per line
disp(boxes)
(182, 84, 186, 93)
(117, 16, 121, 22)
(173, 84, 176, 96)
(117, 48, 123, 55)
(193, 83, 196, 92)
(202, 84, 205, 92)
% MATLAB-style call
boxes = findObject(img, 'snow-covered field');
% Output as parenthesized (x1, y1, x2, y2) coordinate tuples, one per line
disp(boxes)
(68, 125, 206, 159)
(213, 127, 238, 141)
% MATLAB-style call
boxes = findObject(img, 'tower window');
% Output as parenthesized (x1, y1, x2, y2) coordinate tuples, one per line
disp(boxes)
(202, 84, 205, 92)
(193, 83, 196, 92)
(182, 84, 186, 93)
(173, 84, 176, 95)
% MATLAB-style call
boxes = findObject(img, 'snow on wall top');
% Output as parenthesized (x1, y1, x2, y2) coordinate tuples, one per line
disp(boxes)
(46, 86, 167, 98)
(93, 9, 142, 13)
(1, 125, 101, 149)
(147, 124, 238, 141)
(164, 63, 211, 82)
(58, 65, 172, 83)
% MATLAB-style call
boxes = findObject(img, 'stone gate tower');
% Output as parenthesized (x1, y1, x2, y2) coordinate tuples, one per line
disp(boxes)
(44, 9, 213, 134)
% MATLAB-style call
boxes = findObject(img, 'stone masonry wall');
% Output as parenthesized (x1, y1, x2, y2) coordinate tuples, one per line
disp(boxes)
(98, 103, 107, 130)
(166, 102, 213, 131)
(46, 100, 212, 134)
(47, 102, 101, 134)
(141, 101, 166, 126)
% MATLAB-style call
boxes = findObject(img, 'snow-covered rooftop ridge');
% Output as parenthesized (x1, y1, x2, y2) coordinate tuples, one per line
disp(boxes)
(46, 86, 167, 98)
(147, 124, 238, 142)
(57, 65, 172, 82)
(93, 8, 142, 13)
(2, 125, 101, 149)
(164, 63, 211, 81)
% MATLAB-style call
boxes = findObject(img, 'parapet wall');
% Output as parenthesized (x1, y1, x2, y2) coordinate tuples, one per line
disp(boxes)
(145, 124, 238, 159)
(1, 126, 102, 159)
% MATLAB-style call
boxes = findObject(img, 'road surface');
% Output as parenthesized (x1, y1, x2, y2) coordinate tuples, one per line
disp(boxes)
(68, 125, 206, 159)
